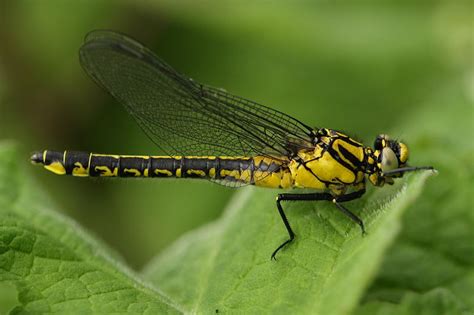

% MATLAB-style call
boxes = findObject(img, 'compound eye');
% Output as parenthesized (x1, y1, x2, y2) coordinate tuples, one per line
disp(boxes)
(399, 142, 409, 164)
(381, 147, 399, 173)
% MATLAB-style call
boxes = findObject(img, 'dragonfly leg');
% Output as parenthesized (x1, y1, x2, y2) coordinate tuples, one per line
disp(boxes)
(271, 189, 366, 260)
(332, 190, 366, 235)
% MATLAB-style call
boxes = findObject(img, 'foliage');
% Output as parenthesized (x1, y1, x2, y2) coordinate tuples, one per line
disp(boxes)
(0, 1, 472, 313)
(0, 140, 436, 313)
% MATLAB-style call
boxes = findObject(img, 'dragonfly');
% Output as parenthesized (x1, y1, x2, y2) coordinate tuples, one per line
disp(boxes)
(31, 30, 433, 260)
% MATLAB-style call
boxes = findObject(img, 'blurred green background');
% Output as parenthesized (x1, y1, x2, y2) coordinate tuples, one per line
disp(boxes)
(0, 1, 471, 269)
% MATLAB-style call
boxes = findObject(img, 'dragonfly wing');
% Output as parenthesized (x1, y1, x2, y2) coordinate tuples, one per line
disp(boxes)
(79, 30, 316, 185)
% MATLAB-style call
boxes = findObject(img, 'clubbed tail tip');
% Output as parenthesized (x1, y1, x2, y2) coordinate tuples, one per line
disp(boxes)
(30, 151, 43, 164)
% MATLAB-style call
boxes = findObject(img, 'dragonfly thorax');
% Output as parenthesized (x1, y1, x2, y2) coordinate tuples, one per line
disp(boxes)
(288, 129, 412, 194)
(289, 128, 367, 194)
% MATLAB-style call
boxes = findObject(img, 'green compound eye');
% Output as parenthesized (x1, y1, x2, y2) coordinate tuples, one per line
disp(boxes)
(398, 142, 409, 164)
(381, 147, 399, 173)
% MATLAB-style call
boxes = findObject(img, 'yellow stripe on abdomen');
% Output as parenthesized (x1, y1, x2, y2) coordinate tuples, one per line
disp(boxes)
(31, 150, 294, 188)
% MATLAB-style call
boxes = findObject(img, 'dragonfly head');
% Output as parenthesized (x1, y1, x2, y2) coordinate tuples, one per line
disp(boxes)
(368, 134, 413, 186)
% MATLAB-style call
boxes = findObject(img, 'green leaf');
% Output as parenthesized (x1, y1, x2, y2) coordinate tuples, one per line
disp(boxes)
(354, 92, 474, 314)
(354, 288, 467, 315)
(0, 142, 181, 314)
(0, 140, 434, 314)
(143, 163, 434, 313)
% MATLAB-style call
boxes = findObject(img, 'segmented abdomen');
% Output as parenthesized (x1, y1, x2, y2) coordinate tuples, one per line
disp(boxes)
(32, 150, 292, 188)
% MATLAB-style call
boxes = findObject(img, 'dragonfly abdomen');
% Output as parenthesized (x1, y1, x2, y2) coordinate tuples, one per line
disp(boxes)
(31, 150, 263, 182)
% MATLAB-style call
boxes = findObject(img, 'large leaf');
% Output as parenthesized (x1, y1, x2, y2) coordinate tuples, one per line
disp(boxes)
(354, 93, 474, 314)
(143, 165, 434, 314)
(355, 164, 473, 315)
(0, 143, 181, 314)
(0, 140, 434, 314)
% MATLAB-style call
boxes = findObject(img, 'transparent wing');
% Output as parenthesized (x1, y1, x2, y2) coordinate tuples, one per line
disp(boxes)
(79, 30, 316, 161)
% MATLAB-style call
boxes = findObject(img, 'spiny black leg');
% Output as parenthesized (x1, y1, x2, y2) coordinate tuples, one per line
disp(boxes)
(333, 189, 366, 234)
(271, 189, 366, 260)
(332, 199, 366, 234)
(336, 189, 366, 202)
(272, 194, 296, 261)
(272, 192, 335, 260)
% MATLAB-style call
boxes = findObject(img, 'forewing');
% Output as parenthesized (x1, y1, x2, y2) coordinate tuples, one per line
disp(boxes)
(79, 30, 315, 159)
